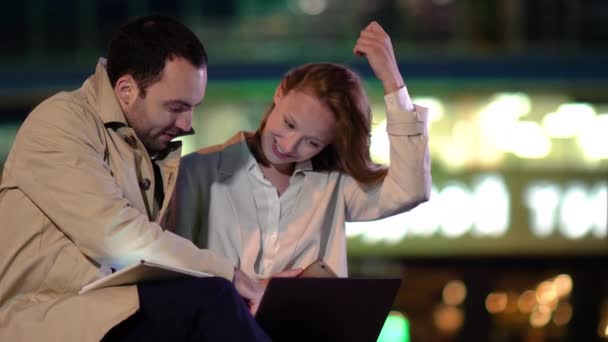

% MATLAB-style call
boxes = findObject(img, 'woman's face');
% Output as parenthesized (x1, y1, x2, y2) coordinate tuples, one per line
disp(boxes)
(261, 90, 336, 169)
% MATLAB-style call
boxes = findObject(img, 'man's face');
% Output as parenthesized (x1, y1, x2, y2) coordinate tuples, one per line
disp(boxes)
(125, 57, 207, 153)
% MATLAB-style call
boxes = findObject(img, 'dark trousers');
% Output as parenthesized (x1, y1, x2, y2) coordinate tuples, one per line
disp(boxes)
(102, 277, 271, 342)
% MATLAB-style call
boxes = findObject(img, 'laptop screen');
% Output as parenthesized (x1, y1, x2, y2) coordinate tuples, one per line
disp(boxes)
(255, 277, 402, 342)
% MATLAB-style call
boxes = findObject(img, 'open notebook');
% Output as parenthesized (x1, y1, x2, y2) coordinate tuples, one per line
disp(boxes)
(79, 259, 212, 294)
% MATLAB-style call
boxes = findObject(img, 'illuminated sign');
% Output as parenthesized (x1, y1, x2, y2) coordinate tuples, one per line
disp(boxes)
(525, 181, 606, 239)
(346, 172, 607, 256)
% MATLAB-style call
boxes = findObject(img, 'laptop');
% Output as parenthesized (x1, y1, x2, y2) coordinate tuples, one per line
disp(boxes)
(255, 277, 402, 342)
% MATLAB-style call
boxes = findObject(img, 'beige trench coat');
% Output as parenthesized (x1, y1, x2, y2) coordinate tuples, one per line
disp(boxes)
(0, 60, 234, 341)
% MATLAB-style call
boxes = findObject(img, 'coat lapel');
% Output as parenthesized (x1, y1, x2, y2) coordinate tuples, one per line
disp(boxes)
(91, 59, 158, 221)
(156, 143, 182, 223)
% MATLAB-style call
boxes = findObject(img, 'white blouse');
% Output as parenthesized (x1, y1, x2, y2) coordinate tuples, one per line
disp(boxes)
(172, 86, 431, 278)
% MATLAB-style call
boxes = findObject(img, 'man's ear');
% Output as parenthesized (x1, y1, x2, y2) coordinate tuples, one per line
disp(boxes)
(114, 75, 139, 107)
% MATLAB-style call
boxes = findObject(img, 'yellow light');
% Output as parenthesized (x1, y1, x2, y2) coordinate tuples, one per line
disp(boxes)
(536, 281, 558, 305)
(370, 119, 390, 164)
(542, 102, 596, 139)
(433, 305, 464, 335)
(486, 292, 508, 314)
(577, 114, 608, 160)
(553, 302, 573, 326)
(518, 290, 537, 314)
(509, 121, 552, 159)
(543, 111, 577, 138)
(530, 304, 552, 328)
(476, 93, 531, 160)
(479, 93, 531, 121)
(435, 119, 478, 171)
(554, 274, 573, 298)
(443, 280, 467, 306)
(441, 138, 471, 169)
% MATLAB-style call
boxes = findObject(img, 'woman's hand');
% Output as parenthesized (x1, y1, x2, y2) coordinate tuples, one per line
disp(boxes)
(258, 268, 303, 288)
(353, 21, 404, 94)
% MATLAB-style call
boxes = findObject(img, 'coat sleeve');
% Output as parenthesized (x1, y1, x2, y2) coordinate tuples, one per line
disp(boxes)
(11, 98, 234, 280)
(343, 87, 432, 222)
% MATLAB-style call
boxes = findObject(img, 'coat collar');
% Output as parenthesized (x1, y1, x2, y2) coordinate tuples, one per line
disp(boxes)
(83, 58, 129, 126)
(218, 132, 255, 176)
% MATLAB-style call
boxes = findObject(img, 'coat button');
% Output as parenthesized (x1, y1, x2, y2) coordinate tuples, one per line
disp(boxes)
(139, 178, 151, 190)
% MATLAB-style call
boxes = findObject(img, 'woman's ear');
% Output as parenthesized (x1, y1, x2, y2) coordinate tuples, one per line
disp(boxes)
(114, 75, 139, 107)
(273, 80, 286, 104)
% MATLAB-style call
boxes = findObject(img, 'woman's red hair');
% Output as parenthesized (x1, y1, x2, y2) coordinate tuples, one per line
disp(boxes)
(249, 63, 387, 185)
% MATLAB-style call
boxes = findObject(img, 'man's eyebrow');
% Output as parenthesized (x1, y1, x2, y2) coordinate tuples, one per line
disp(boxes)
(164, 100, 198, 107)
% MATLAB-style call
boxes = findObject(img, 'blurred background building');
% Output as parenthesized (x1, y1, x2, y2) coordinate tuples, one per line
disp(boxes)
(1, 0, 607, 341)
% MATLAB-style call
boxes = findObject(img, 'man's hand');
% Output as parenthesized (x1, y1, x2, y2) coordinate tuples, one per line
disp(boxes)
(233, 268, 264, 315)
(353, 21, 405, 95)
(233, 267, 303, 315)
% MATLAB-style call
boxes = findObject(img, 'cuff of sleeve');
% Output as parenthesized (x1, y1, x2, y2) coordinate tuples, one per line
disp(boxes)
(386, 104, 429, 136)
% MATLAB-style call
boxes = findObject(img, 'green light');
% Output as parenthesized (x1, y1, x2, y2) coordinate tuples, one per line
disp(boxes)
(377, 311, 410, 342)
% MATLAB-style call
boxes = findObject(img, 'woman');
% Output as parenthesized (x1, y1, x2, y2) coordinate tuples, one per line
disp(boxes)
(169, 22, 431, 278)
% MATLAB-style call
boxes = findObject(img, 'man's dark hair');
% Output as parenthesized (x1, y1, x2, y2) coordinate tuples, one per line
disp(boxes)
(106, 14, 207, 97)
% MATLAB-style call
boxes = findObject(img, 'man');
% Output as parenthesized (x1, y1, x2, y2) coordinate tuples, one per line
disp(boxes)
(0, 15, 270, 341)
